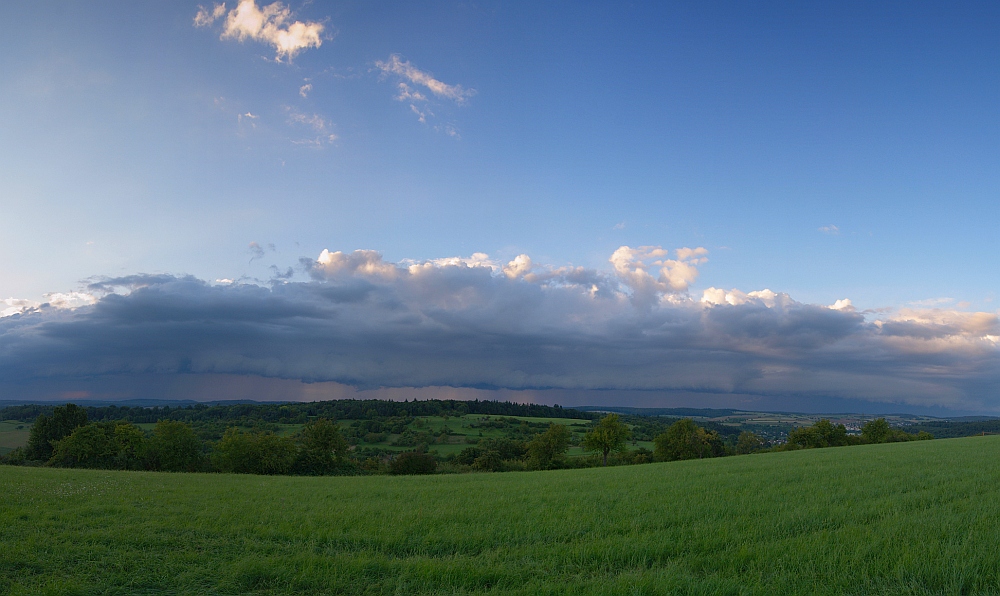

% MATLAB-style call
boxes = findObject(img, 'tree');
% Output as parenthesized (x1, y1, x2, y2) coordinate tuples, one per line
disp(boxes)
(48, 421, 145, 470)
(294, 418, 349, 475)
(525, 423, 571, 470)
(212, 428, 296, 475)
(472, 450, 504, 472)
(736, 431, 766, 455)
(145, 420, 204, 472)
(786, 419, 850, 449)
(26, 404, 88, 461)
(861, 418, 892, 444)
(654, 419, 724, 461)
(582, 414, 630, 466)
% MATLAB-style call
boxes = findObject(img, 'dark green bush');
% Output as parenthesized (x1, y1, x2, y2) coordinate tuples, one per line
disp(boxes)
(389, 451, 437, 475)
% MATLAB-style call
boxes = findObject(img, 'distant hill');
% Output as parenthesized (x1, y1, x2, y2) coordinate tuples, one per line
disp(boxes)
(577, 406, 747, 418)
(0, 399, 282, 409)
(905, 419, 1000, 439)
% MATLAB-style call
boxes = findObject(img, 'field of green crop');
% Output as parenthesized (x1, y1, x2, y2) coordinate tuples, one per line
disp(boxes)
(3, 436, 1000, 594)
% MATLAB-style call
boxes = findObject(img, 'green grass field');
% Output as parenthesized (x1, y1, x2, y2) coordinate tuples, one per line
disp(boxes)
(3, 436, 1000, 594)
(0, 420, 31, 455)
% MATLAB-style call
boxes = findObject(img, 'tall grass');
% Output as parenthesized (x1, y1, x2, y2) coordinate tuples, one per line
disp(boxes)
(3, 436, 1000, 594)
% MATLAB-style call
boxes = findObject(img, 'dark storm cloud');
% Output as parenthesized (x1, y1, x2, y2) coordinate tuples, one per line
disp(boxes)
(2, 249, 999, 411)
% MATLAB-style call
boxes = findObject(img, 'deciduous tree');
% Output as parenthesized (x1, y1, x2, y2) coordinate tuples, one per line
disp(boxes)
(654, 418, 724, 461)
(212, 428, 296, 475)
(582, 414, 630, 466)
(145, 420, 204, 472)
(861, 418, 892, 444)
(526, 423, 571, 470)
(786, 419, 850, 449)
(294, 418, 349, 475)
(48, 421, 145, 469)
(26, 404, 87, 461)
(736, 431, 766, 454)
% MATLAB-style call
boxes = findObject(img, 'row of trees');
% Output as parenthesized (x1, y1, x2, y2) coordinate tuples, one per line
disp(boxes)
(6, 404, 355, 475)
(781, 418, 932, 449)
(579, 415, 933, 464)
(2, 405, 934, 476)
(0, 399, 594, 427)
(453, 414, 745, 470)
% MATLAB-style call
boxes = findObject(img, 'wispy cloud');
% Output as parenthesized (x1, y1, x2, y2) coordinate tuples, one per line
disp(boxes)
(819, 224, 840, 235)
(237, 111, 259, 129)
(248, 241, 276, 263)
(285, 108, 336, 146)
(376, 55, 475, 104)
(195, 1, 324, 62)
(432, 123, 460, 138)
(910, 297, 954, 307)
(194, 3, 227, 27)
(298, 82, 312, 98)
(395, 83, 427, 103)
(410, 104, 427, 124)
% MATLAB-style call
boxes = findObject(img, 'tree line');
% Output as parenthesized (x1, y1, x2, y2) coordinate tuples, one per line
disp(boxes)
(0, 399, 595, 426)
(4, 404, 355, 475)
(1, 404, 933, 476)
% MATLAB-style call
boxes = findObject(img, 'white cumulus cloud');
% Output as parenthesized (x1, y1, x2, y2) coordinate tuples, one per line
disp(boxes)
(195, 1, 324, 62)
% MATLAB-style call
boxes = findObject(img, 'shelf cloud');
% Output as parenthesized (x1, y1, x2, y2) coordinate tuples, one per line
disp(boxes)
(2, 247, 998, 411)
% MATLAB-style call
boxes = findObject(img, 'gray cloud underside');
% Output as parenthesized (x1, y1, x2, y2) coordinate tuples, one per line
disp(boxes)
(2, 268, 998, 411)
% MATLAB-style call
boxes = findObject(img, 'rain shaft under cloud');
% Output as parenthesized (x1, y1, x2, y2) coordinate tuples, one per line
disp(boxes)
(2, 247, 998, 412)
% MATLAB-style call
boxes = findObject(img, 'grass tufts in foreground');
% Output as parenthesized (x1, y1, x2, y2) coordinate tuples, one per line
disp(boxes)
(3, 436, 1000, 594)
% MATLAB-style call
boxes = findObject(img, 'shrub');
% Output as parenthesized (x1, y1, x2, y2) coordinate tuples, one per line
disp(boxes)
(615, 447, 654, 465)
(477, 438, 526, 460)
(472, 450, 503, 472)
(389, 451, 437, 475)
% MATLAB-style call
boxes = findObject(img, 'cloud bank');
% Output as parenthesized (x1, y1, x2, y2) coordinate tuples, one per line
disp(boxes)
(2, 247, 998, 411)
(195, 1, 324, 61)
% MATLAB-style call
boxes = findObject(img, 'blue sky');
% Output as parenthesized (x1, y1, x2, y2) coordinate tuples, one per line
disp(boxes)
(1, 2, 998, 412)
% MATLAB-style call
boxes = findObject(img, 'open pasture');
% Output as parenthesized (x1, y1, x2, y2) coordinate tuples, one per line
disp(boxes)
(0, 420, 30, 455)
(3, 436, 1000, 594)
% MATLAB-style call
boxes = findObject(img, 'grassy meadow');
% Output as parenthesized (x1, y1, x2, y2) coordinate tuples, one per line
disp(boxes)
(0, 420, 31, 455)
(3, 436, 1000, 594)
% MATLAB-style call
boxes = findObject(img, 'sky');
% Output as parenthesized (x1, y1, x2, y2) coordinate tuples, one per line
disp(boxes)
(1, 1, 998, 413)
